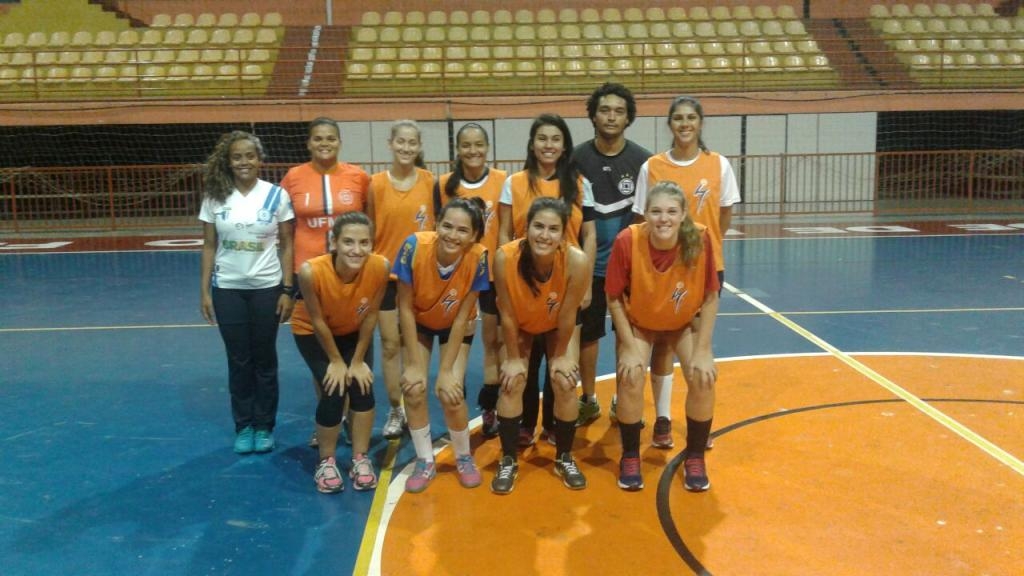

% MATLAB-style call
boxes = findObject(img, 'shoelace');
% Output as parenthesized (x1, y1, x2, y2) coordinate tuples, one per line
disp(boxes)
(684, 456, 706, 477)
(413, 460, 432, 477)
(318, 459, 340, 480)
(352, 458, 373, 479)
(456, 456, 476, 471)
(496, 461, 516, 479)
(621, 458, 641, 476)
(559, 457, 580, 475)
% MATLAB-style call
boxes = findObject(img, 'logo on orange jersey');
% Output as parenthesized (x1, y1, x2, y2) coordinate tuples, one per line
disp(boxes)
(671, 281, 687, 314)
(356, 296, 369, 317)
(546, 291, 561, 316)
(441, 289, 459, 314)
(415, 205, 428, 230)
(693, 179, 711, 213)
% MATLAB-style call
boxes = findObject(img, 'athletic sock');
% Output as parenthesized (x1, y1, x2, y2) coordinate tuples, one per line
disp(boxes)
(449, 426, 471, 458)
(685, 417, 713, 456)
(477, 383, 499, 411)
(409, 424, 434, 462)
(620, 421, 643, 455)
(497, 415, 521, 459)
(652, 373, 674, 419)
(553, 417, 576, 456)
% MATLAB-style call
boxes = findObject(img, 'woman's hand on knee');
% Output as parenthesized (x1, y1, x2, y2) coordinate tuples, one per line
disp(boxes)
(435, 370, 464, 407)
(347, 361, 374, 395)
(400, 367, 427, 396)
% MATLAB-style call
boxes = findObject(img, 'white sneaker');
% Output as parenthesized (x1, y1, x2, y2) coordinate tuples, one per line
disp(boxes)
(382, 407, 406, 439)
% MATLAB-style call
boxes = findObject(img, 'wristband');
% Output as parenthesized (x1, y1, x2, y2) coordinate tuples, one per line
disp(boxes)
(281, 284, 296, 297)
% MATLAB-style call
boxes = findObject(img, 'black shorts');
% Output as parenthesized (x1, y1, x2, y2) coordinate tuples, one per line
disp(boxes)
(579, 276, 607, 344)
(477, 283, 497, 316)
(380, 279, 398, 311)
(416, 323, 474, 346)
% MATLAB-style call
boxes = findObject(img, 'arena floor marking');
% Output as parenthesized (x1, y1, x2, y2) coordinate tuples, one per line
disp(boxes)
(724, 282, 1024, 476)
(355, 439, 401, 574)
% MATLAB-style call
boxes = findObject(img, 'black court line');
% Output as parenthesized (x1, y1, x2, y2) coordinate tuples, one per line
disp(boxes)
(656, 397, 1024, 575)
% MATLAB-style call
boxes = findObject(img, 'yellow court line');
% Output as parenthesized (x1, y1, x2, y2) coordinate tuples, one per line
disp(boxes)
(724, 282, 1024, 477)
(354, 438, 401, 576)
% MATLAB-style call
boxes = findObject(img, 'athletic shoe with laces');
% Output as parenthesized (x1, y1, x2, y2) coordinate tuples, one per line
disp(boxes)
(652, 417, 674, 449)
(541, 427, 557, 446)
(314, 456, 344, 494)
(491, 455, 519, 495)
(382, 407, 406, 440)
(253, 429, 275, 453)
(683, 452, 711, 492)
(349, 454, 377, 491)
(609, 396, 618, 424)
(517, 427, 536, 448)
(233, 426, 255, 454)
(554, 453, 587, 490)
(455, 454, 482, 488)
(617, 456, 644, 491)
(480, 409, 499, 438)
(575, 397, 601, 427)
(404, 458, 436, 493)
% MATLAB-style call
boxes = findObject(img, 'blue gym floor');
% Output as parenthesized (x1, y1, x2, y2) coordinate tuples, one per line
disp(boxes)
(1, 221, 1022, 575)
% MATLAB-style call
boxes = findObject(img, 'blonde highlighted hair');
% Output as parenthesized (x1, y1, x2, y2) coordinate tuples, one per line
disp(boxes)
(646, 181, 703, 266)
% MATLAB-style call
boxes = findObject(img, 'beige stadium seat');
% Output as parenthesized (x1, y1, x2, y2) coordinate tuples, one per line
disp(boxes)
(955, 53, 977, 67)
(492, 26, 512, 42)
(25, 32, 47, 48)
(537, 8, 557, 24)
(58, 50, 80, 65)
(537, 24, 558, 41)
(350, 47, 373, 61)
(399, 46, 420, 61)
(375, 46, 398, 61)
(710, 6, 731, 21)
(354, 27, 376, 43)
(946, 18, 969, 34)
(164, 29, 186, 46)
(346, 61, 368, 79)
(92, 31, 116, 47)
(401, 27, 422, 43)
(426, 11, 446, 25)
(423, 27, 444, 42)
(686, 56, 708, 72)
(447, 27, 468, 42)
(263, 13, 283, 27)
(679, 42, 701, 56)
(191, 63, 214, 81)
(962, 38, 986, 51)
(739, 20, 761, 37)
(672, 22, 694, 38)
(784, 20, 807, 35)
(406, 11, 426, 26)
(370, 62, 393, 78)
(986, 38, 1008, 51)
(644, 7, 665, 22)
(449, 11, 469, 26)
(933, 3, 953, 17)
(516, 59, 539, 77)
(702, 41, 725, 55)
(70, 65, 92, 83)
(975, 3, 995, 17)
(969, 18, 991, 34)
(562, 44, 583, 58)
(559, 59, 584, 76)
(753, 6, 775, 19)
(869, 5, 889, 19)
(776, 5, 797, 19)
(417, 61, 440, 79)
(561, 24, 581, 40)
(209, 28, 231, 46)
(43, 66, 69, 83)
(493, 44, 514, 60)
(1009, 38, 1024, 51)
(724, 41, 745, 55)
(173, 13, 194, 28)
(651, 41, 678, 56)
(187, 29, 208, 46)
(902, 19, 926, 34)
(151, 14, 172, 27)
(943, 38, 964, 51)
(230, 28, 254, 45)
(379, 27, 400, 43)
(783, 54, 807, 69)
(627, 23, 648, 40)
(195, 13, 216, 28)
(977, 52, 1000, 66)
(466, 60, 489, 78)
(609, 58, 633, 76)
(990, 19, 1011, 34)
(247, 48, 270, 64)
(443, 61, 465, 78)
(240, 12, 262, 27)
(1001, 53, 1023, 67)
(468, 45, 489, 60)
(80, 50, 104, 66)
(621, 7, 642, 22)
(912, 4, 932, 17)
(515, 9, 534, 24)
(582, 23, 602, 40)
(601, 8, 622, 22)
(749, 40, 772, 54)
(587, 58, 610, 76)
(116, 29, 139, 47)
(650, 22, 671, 39)
(35, 51, 57, 66)
(734, 6, 755, 20)
(718, 21, 739, 37)
(421, 45, 442, 60)
(709, 56, 732, 72)
(661, 56, 684, 74)
(758, 55, 782, 71)
(585, 43, 608, 58)
(926, 18, 947, 34)
(360, 12, 380, 26)
(493, 10, 513, 25)
(580, 8, 600, 23)
(47, 31, 70, 47)
(916, 38, 941, 51)
(735, 55, 757, 71)
(893, 38, 917, 51)
(469, 10, 489, 25)
(215, 62, 239, 81)
(445, 45, 467, 60)
(394, 62, 417, 79)
(69, 31, 92, 47)
(559, 9, 579, 23)
(515, 25, 536, 41)
(881, 20, 903, 35)
(953, 3, 973, 17)
(608, 43, 631, 57)
(762, 20, 784, 36)
(381, 11, 402, 26)
(666, 7, 686, 21)
(200, 48, 224, 63)
(690, 7, 710, 21)
(102, 49, 126, 65)
(214, 13, 237, 27)
(774, 40, 796, 53)
(796, 39, 820, 52)
(808, 54, 830, 69)
(890, 4, 911, 18)
(605, 23, 626, 39)
(469, 26, 489, 42)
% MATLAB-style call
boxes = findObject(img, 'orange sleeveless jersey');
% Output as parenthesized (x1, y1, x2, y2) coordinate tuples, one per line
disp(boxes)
(644, 152, 726, 271)
(400, 232, 487, 331)
(621, 223, 713, 332)
(281, 161, 370, 269)
(290, 252, 389, 336)
(506, 171, 584, 248)
(498, 240, 569, 336)
(437, 168, 505, 280)
(370, 168, 435, 268)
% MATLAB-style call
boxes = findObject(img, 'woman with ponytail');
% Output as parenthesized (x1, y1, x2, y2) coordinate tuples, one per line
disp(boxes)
(491, 197, 592, 495)
(629, 95, 740, 460)
(435, 123, 507, 438)
(607, 181, 720, 492)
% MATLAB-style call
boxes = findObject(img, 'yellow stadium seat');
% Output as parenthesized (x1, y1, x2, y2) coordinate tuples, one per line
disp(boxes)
(102, 49, 126, 65)
(538, 25, 559, 41)
(977, 52, 1000, 66)
(515, 25, 536, 41)
(406, 11, 425, 26)
(762, 20, 785, 36)
(195, 13, 217, 28)
(231, 29, 254, 45)
(199, 48, 224, 63)
(218, 13, 239, 27)
(360, 12, 380, 26)
(650, 22, 671, 39)
(969, 18, 991, 34)
(24, 32, 46, 48)
(652, 42, 678, 56)
(990, 19, 1011, 34)
(206, 28, 230, 46)
(672, 22, 694, 38)
(739, 21, 761, 37)
(933, 3, 953, 17)
(774, 40, 796, 53)
(946, 17, 969, 33)
(679, 42, 701, 56)
(753, 6, 774, 19)
(164, 29, 186, 46)
(608, 43, 631, 58)
(346, 62, 369, 79)
(784, 21, 807, 35)
(724, 41, 745, 55)
(963, 38, 986, 50)
(690, 7, 710, 21)
(580, 8, 600, 23)
(623, 7, 644, 22)
(710, 6, 731, 21)
(423, 27, 444, 42)
(809, 55, 831, 69)
(80, 50, 104, 66)
(869, 5, 889, 18)
(354, 28, 376, 43)
(588, 58, 611, 76)
(515, 9, 534, 24)
(646, 7, 666, 21)
(93, 31, 116, 47)
(943, 38, 964, 51)
(660, 57, 684, 74)
(468, 26, 488, 42)
(601, 8, 622, 22)
(47, 31, 70, 48)
(955, 53, 977, 67)
(562, 44, 583, 58)
(694, 22, 716, 37)
(151, 14, 172, 27)
(265, 12, 284, 27)
(975, 3, 995, 17)
(425, 11, 446, 25)
(560, 24, 581, 40)
(758, 55, 781, 71)
(173, 14, 194, 28)
(491, 26, 511, 42)
(893, 38, 917, 51)
(902, 19, 926, 34)
(116, 30, 139, 47)
(70, 65, 92, 83)
(584, 43, 607, 58)
(240, 12, 262, 27)
(702, 42, 725, 55)
(627, 23, 649, 40)
(559, 9, 579, 23)
(537, 8, 557, 24)
(796, 39, 820, 52)
(986, 37, 1008, 51)
(881, 20, 903, 35)
(186, 29, 208, 46)
(783, 54, 807, 69)
(35, 51, 57, 66)
(469, 10, 489, 25)
(68, 31, 92, 47)
(776, 6, 797, 19)
(709, 56, 732, 72)
(913, 4, 932, 17)
(666, 7, 686, 21)
(215, 63, 239, 82)
(749, 40, 772, 54)
(917, 38, 941, 51)
(401, 27, 421, 43)
(58, 50, 80, 65)
(735, 55, 757, 71)
(686, 56, 708, 72)
(493, 10, 512, 25)
(605, 23, 626, 40)
(1001, 53, 1023, 67)
(953, 3, 974, 17)
(718, 21, 739, 37)
(443, 61, 465, 78)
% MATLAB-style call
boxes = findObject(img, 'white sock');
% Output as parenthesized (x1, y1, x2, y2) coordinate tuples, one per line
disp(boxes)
(651, 373, 674, 419)
(450, 426, 471, 457)
(410, 425, 434, 462)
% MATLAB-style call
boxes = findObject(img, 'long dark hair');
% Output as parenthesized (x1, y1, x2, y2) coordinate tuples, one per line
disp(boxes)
(438, 196, 486, 243)
(667, 95, 710, 155)
(445, 123, 489, 198)
(201, 130, 265, 204)
(524, 113, 578, 207)
(518, 197, 570, 296)
(645, 181, 703, 266)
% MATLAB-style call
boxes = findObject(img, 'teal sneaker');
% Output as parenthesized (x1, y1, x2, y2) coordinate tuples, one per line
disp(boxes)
(233, 426, 255, 454)
(253, 429, 275, 453)
(576, 397, 601, 427)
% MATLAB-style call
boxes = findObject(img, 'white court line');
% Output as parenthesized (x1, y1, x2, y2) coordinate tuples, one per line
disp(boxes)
(723, 281, 1024, 476)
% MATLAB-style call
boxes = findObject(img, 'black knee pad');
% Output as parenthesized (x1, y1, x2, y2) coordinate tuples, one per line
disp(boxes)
(347, 386, 375, 413)
(316, 393, 344, 427)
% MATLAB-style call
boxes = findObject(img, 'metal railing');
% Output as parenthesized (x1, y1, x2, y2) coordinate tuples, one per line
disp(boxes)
(2, 151, 1021, 232)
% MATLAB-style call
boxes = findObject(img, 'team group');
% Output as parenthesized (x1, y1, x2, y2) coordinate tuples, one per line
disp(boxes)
(197, 82, 740, 496)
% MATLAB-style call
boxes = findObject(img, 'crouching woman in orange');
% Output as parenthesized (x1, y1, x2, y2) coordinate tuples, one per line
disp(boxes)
(395, 197, 490, 493)
(291, 212, 389, 494)
(606, 181, 720, 493)
(491, 198, 592, 494)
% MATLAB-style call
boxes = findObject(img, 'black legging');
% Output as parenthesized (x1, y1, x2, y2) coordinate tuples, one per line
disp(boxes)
(293, 333, 375, 427)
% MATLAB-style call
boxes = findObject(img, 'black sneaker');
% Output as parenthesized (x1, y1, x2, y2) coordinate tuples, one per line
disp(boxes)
(554, 453, 587, 490)
(683, 452, 710, 492)
(491, 455, 519, 495)
(617, 456, 644, 491)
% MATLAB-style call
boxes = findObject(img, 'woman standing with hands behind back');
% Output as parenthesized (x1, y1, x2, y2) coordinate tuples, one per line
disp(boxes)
(199, 131, 295, 455)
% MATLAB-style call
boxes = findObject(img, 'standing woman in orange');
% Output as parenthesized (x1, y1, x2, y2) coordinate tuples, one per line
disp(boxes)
(395, 198, 490, 492)
(498, 113, 596, 446)
(367, 119, 436, 440)
(291, 212, 388, 493)
(491, 198, 592, 495)
(607, 181, 719, 492)
(435, 123, 506, 437)
(632, 96, 740, 451)
(282, 117, 370, 446)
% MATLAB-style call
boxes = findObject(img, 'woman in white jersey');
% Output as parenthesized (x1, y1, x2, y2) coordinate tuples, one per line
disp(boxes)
(199, 131, 295, 455)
